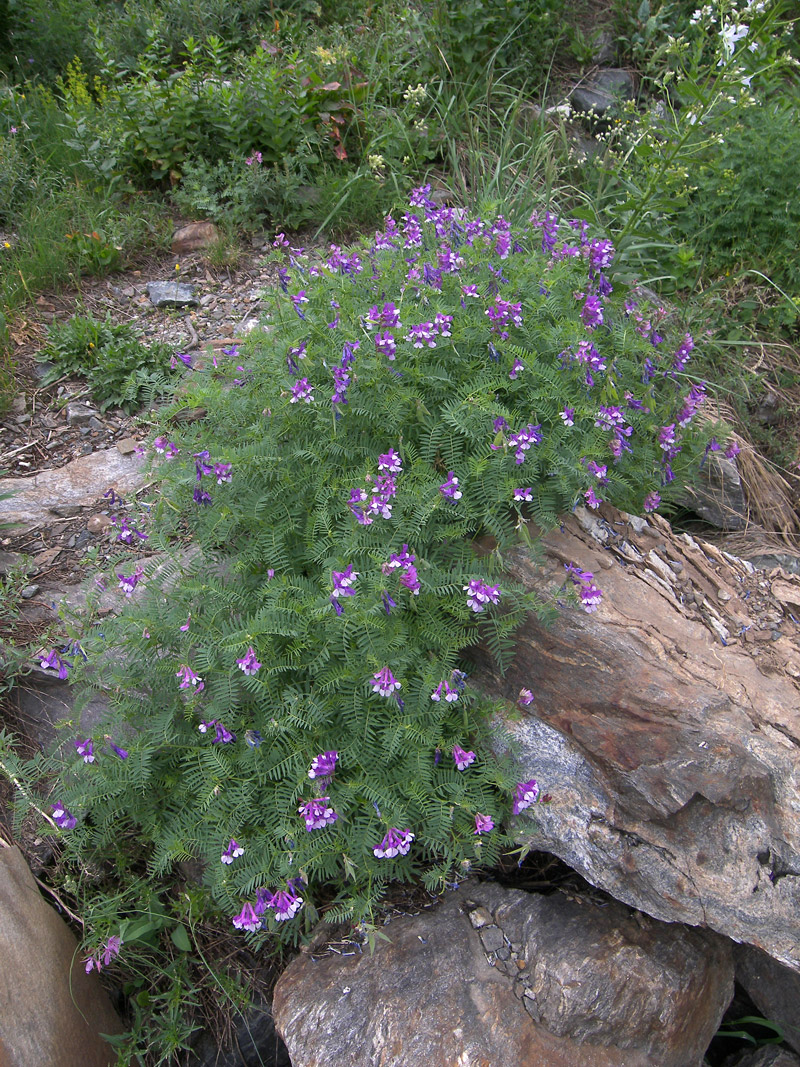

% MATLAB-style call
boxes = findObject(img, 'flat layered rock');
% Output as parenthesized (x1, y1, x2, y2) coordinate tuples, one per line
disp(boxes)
(467, 505, 800, 971)
(0, 447, 149, 531)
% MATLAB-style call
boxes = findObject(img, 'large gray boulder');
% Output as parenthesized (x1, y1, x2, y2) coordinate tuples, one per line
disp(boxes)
(0, 845, 123, 1067)
(467, 506, 800, 971)
(273, 880, 732, 1067)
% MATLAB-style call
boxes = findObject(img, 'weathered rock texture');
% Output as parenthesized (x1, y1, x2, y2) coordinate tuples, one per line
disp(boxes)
(273, 880, 732, 1067)
(0, 844, 122, 1067)
(171, 221, 220, 255)
(734, 943, 800, 1054)
(0, 447, 148, 530)
(468, 505, 800, 970)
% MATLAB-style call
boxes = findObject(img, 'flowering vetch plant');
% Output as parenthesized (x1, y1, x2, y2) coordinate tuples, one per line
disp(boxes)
(34, 185, 722, 943)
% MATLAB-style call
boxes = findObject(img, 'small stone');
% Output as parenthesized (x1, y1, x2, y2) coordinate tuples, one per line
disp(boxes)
(87, 514, 113, 535)
(66, 402, 98, 427)
(14, 413, 30, 425)
(87, 416, 104, 432)
(171, 221, 220, 255)
(75, 529, 91, 549)
(467, 906, 493, 929)
(478, 925, 505, 953)
(116, 437, 138, 455)
(146, 281, 199, 308)
(20, 584, 40, 599)
(67, 535, 77, 549)
(11, 395, 26, 415)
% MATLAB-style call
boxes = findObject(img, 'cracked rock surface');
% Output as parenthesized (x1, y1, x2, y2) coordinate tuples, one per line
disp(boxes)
(468, 503, 800, 971)
(273, 879, 732, 1067)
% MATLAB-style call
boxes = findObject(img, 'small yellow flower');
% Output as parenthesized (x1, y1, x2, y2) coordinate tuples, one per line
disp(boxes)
(175, 263, 180, 272)
(3, 241, 10, 249)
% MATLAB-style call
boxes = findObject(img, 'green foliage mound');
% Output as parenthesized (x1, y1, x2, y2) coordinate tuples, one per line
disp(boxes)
(39, 312, 176, 412)
(16, 188, 719, 952)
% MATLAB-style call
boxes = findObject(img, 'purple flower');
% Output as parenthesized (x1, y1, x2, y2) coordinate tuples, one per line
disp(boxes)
(384, 545, 415, 571)
(291, 291, 309, 319)
(561, 406, 575, 427)
(463, 579, 501, 613)
(237, 647, 261, 675)
(213, 722, 236, 744)
(643, 491, 661, 513)
(109, 741, 129, 759)
(452, 745, 476, 771)
(331, 564, 359, 600)
(85, 934, 123, 973)
(378, 449, 402, 474)
(434, 313, 453, 337)
(75, 738, 95, 763)
(659, 424, 677, 451)
(407, 321, 436, 348)
(176, 664, 204, 691)
(585, 460, 608, 483)
(399, 565, 421, 595)
(40, 649, 70, 679)
(431, 680, 459, 702)
(371, 667, 401, 698)
(290, 378, 314, 404)
(594, 405, 624, 430)
(508, 424, 542, 464)
(381, 590, 397, 614)
(298, 797, 339, 831)
(375, 332, 397, 359)
(584, 486, 602, 510)
(512, 779, 540, 815)
(474, 813, 494, 834)
(175, 352, 193, 368)
(52, 803, 77, 830)
(513, 488, 533, 502)
(580, 294, 604, 330)
(517, 688, 535, 707)
(509, 357, 524, 380)
(588, 237, 615, 275)
(579, 582, 603, 613)
(113, 516, 147, 543)
(221, 839, 244, 864)
(725, 441, 740, 460)
(461, 284, 479, 298)
(566, 564, 604, 614)
(439, 472, 462, 500)
(268, 887, 304, 922)
(373, 828, 415, 858)
(214, 463, 232, 485)
(117, 566, 144, 597)
(193, 487, 213, 506)
(308, 751, 338, 780)
(232, 902, 261, 931)
(671, 333, 694, 374)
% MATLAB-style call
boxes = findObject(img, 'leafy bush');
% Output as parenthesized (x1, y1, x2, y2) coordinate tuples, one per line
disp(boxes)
(428, 0, 566, 91)
(575, 0, 798, 292)
(678, 91, 800, 297)
(11, 187, 724, 977)
(38, 313, 176, 412)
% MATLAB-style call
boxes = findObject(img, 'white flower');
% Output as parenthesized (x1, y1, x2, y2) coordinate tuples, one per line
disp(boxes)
(719, 22, 749, 59)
